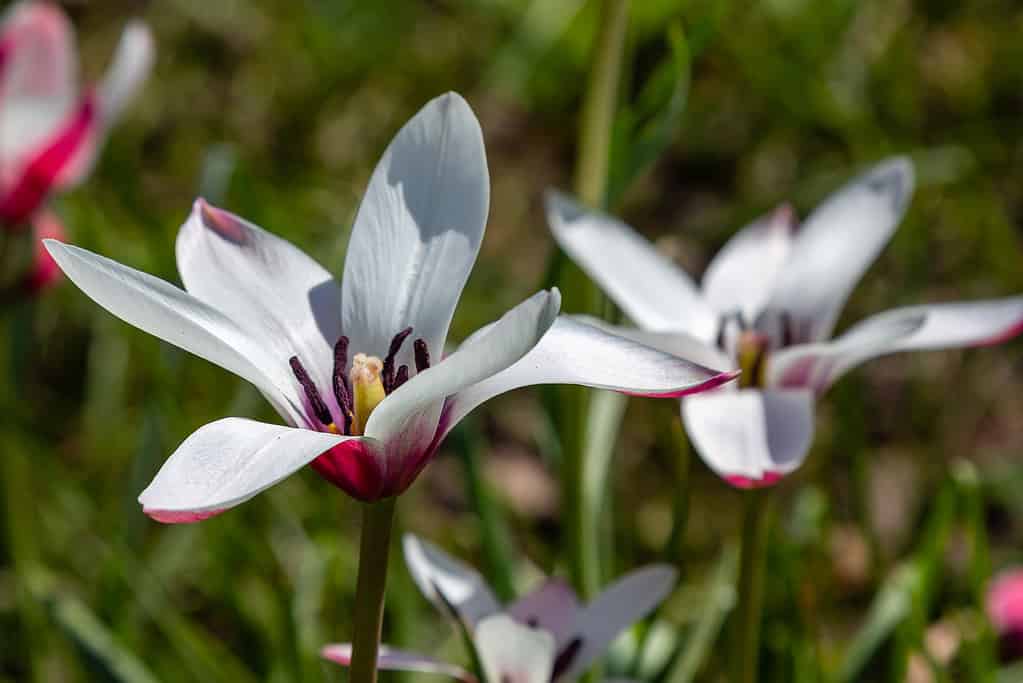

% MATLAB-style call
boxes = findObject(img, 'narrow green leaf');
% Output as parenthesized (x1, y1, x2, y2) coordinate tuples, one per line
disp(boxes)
(46, 586, 161, 683)
(837, 563, 920, 683)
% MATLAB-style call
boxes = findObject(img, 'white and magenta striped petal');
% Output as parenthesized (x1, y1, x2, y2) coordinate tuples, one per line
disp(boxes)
(138, 418, 363, 523)
(321, 644, 474, 682)
(441, 316, 738, 440)
(682, 389, 815, 488)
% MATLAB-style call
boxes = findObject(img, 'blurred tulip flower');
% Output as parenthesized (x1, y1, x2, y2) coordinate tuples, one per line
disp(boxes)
(322, 534, 677, 682)
(44, 93, 736, 521)
(988, 569, 1023, 660)
(548, 158, 1023, 488)
(0, 1, 153, 226)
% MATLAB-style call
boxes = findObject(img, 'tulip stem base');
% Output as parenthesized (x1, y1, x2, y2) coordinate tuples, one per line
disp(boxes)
(734, 489, 772, 683)
(349, 497, 396, 683)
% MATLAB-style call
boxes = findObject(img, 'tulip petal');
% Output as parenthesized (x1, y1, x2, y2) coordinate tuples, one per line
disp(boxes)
(138, 418, 359, 523)
(682, 389, 815, 487)
(507, 579, 581, 649)
(365, 289, 559, 483)
(441, 316, 738, 439)
(560, 566, 677, 680)
(475, 614, 556, 683)
(761, 158, 914, 342)
(50, 20, 155, 190)
(176, 200, 343, 420)
(402, 534, 500, 629)
(321, 644, 474, 682)
(568, 315, 734, 371)
(546, 190, 718, 340)
(770, 297, 1023, 392)
(342, 92, 488, 370)
(0, 1, 78, 173)
(701, 204, 796, 322)
(766, 310, 925, 393)
(0, 92, 98, 223)
(96, 20, 154, 130)
(43, 240, 305, 424)
(840, 296, 1023, 352)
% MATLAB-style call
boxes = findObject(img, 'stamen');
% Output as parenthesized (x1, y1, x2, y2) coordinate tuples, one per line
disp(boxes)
(289, 356, 332, 426)
(779, 311, 794, 348)
(382, 327, 413, 392)
(350, 354, 386, 435)
(393, 364, 409, 390)
(551, 637, 583, 681)
(413, 338, 430, 372)
(332, 336, 353, 433)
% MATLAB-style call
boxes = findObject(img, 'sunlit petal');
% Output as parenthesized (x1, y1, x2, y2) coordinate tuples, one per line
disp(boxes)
(342, 92, 488, 368)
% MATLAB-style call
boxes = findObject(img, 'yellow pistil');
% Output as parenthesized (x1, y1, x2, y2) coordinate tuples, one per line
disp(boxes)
(736, 331, 769, 389)
(350, 353, 386, 435)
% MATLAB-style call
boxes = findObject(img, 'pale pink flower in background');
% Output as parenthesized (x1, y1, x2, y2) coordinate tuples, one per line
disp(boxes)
(547, 158, 1023, 488)
(322, 534, 677, 682)
(45, 93, 736, 522)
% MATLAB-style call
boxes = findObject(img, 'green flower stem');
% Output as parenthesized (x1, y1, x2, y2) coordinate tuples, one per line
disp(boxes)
(575, 0, 630, 207)
(560, 0, 630, 603)
(734, 489, 772, 683)
(348, 498, 397, 683)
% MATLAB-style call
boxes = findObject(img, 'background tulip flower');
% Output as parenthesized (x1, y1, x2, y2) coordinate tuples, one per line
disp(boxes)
(988, 569, 1023, 660)
(43, 92, 735, 523)
(547, 157, 1023, 488)
(322, 534, 677, 682)
(0, 1, 153, 228)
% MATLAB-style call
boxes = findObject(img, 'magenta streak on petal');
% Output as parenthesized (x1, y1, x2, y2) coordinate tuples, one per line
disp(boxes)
(143, 507, 226, 524)
(977, 318, 1023, 347)
(197, 198, 249, 245)
(0, 93, 98, 225)
(723, 471, 784, 489)
(310, 439, 387, 502)
(621, 369, 741, 398)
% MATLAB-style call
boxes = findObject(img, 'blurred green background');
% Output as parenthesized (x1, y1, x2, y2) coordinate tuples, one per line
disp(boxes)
(3, 0, 1023, 681)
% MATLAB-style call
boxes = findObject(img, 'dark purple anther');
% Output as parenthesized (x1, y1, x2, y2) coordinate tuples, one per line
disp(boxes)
(779, 311, 794, 348)
(393, 364, 409, 391)
(551, 637, 583, 681)
(332, 336, 353, 433)
(382, 327, 413, 392)
(413, 338, 430, 372)
(289, 356, 332, 426)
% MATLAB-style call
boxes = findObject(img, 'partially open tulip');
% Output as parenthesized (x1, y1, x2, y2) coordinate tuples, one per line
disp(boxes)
(322, 534, 677, 682)
(0, 1, 153, 227)
(45, 93, 736, 522)
(547, 158, 1023, 488)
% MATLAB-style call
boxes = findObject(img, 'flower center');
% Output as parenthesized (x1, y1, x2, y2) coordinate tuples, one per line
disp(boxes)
(288, 328, 432, 436)
(715, 309, 800, 389)
(736, 330, 769, 389)
(350, 353, 385, 435)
